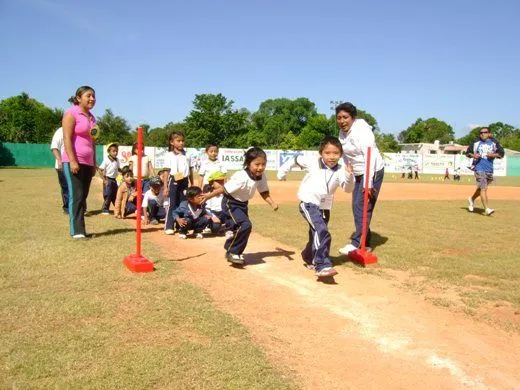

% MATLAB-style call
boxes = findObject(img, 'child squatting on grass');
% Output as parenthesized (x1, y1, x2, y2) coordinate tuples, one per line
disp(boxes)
(142, 173, 168, 225)
(203, 147, 278, 265)
(278, 136, 354, 279)
(114, 166, 137, 219)
(172, 186, 213, 239)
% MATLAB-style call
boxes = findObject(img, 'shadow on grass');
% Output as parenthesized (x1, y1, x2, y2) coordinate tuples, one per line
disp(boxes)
(245, 247, 295, 266)
(85, 210, 104, 217)
(159, 252, 207, 263)
(459, 207, 490, 215)
(93, 228, 135, 237)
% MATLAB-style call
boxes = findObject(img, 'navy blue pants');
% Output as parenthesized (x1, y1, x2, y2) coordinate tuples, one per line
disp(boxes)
(165, 177, 188, 230)
(56, 168, 69, 213)
(177, 217, 211, 234)
(148, 198, 166, 221)
(351, 168, 384, 248)
(209, 209, 228, 233)
(124, 200, 137, 216)
(102, 177, 118, 212)
(222, 195, 251, 255)
(63, 163, 93, 236)
(299, 202, 332, 271)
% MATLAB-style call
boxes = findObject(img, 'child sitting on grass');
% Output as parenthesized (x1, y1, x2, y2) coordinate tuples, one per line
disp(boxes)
(172, 186, 213, 239)
(114, 167, 137, 219)
(142, 174, 167, 225)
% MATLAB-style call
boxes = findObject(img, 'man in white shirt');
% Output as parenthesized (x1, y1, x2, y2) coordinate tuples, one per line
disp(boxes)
(50, 127, 69, 214)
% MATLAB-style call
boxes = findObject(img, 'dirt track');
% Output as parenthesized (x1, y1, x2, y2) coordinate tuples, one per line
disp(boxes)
(139, 181, 520, 389)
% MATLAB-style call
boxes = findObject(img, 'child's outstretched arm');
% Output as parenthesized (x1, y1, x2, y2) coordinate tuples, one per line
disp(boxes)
(277, 154, 306, 181)
(260, 191, 278, 211)
(203, 186, 224, 202)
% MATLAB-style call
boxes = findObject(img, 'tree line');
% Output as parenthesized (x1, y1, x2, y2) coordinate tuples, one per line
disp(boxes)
(1, 92, 519, 152)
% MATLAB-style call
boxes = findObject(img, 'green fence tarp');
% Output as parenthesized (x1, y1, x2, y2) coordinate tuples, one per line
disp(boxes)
(506, 156, 520, 177)
(0, 143, 103, 167)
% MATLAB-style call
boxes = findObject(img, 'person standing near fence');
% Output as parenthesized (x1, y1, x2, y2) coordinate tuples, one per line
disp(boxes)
(335, 102, 385, 255)
(50, 127, 69, 215)
(466, 127, 504, 215)
(62, 86, 97, 239)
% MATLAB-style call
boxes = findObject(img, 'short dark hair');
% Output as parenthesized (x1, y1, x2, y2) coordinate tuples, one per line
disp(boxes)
(319, 136, 343, 154)
(244, 147, 267, 168)
(186, 186, 202, 199)
(205, 143, 218, 151)
(335, 102, 357, 118)
(121, 166, 133, 177)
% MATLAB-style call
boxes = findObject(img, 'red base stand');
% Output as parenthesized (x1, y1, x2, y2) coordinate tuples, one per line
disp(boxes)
(123, 254, 154, 273)
(348, 249, 378, 267)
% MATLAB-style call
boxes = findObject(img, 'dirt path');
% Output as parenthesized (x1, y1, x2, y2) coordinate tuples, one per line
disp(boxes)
(146, 230, 520, 389)
(123, 180, 520, 389)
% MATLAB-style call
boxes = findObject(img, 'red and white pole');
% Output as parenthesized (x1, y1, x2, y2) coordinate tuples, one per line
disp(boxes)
(123, 126, 154, 272)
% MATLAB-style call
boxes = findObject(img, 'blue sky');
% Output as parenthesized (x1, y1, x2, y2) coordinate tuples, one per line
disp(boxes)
(1, 0, 518, 138)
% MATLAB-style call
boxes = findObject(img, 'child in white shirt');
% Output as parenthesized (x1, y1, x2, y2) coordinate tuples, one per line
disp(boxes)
(198, 144, 227, 187)
(204, 147, 278, 265)
(278, 136, 353, 279)
(98, 142, 120, 215)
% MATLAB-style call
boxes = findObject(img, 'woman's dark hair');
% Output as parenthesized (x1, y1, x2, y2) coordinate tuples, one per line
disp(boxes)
(205, 143, 218, 152)
(319, 136, 343, 154)
(68, 86, 95, 105)
(335, 102, 357, 118)
(168, 131, 185, 151)
(243, 147, 267, 168)
(186, 186, 202, 199)
(121, 166, 133, 177)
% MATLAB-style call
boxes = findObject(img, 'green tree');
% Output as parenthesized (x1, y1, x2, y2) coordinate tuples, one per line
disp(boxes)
(0, 93, 62, 143)
(398, 118, 454, 144)
(457, 122, 520, 151)
(252, 98, 318, 148)
(184, 93, 249, 148)
(375, 133, 401, 152)
(297, 114, 331, 149)
(96, 109, 134, 146)
(146, 122, 187, 147)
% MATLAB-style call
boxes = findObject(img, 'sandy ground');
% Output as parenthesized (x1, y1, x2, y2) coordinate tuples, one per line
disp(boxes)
(130, 180, 520, 389)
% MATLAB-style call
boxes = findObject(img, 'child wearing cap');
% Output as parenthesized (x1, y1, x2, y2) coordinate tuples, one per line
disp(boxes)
(142, 172, 167, 225)
(203, 170, 230, 236)
(98, 142, 120, 215)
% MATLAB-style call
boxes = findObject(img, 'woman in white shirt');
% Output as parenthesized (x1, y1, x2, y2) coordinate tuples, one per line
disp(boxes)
(335, 102, 385, 255)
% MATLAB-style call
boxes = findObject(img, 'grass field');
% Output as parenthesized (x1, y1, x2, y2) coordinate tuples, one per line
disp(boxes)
(251, 187, 520, 330)
(0, 169, 293, 389)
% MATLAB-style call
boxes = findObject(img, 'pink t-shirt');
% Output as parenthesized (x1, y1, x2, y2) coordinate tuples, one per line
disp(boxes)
(62, 105, 96, 166)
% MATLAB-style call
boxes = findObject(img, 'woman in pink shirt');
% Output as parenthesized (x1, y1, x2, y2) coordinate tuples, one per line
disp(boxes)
(62, 86, 97, 239)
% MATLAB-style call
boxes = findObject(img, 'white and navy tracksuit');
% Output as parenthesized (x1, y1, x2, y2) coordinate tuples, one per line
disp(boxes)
(278, 156, 353, 271)
(222, 169, 270, 255)
(99, 156, 120, 213)
(339, 119, 385, 248)
(163, 150, 192, 231)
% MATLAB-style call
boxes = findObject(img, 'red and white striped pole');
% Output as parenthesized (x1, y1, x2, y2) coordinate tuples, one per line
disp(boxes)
(123, 126, 154, 272)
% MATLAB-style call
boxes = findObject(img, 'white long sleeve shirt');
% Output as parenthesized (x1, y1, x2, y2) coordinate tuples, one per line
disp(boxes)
(339, 118, 384, 188)
(277, 155, 353, 208)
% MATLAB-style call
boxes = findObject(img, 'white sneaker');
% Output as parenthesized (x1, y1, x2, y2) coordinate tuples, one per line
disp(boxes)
(485, 208, 495, 216)
(165, 229, 175, 235)
(102, 211, 110, 215)
(202, 227, 211, 234)
(196, 233, 203, 239)
(179, 233, 187, 239)
(225, 231, 234, 239)
(72, 234, 86, 239)
(338, 244, 358, 255)
(468, 197, 474, 212)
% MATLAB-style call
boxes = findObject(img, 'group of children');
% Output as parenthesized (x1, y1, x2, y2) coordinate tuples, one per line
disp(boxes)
(98, 130, 354, 280)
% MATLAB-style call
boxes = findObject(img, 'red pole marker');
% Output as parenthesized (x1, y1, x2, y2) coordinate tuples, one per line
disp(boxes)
(348, 146, 378, 267)
(123, 127, 154, 272)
